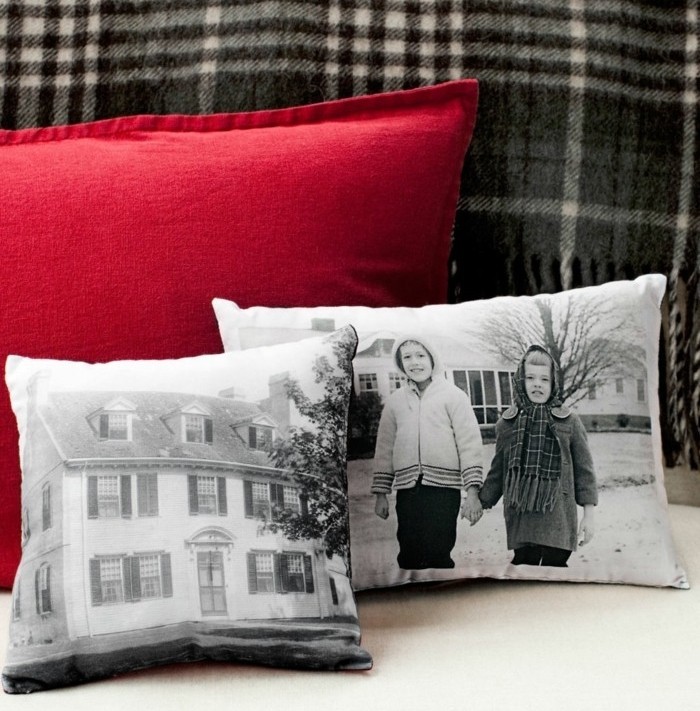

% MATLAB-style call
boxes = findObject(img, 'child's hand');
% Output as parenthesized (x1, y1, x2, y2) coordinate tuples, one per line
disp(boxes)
(578, 505, 595, 545)
(374, 494, 389, 520)
(460, 487, 483, 526)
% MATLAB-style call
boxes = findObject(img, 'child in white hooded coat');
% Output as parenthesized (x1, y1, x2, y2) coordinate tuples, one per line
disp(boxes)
(371, 334, 484, 569)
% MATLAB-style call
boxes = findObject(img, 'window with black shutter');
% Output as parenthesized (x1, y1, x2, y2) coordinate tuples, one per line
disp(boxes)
(90, 553, 172, 605)
(247, 552, 315, 594)
(88, 475, 131, 518)
(243, 480, 302, 521)
(189, 475, 226, 515)
(98, 412, 130, 440)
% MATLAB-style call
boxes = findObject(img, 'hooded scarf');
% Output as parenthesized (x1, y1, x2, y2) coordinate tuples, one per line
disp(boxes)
(504, 345, 563, 513)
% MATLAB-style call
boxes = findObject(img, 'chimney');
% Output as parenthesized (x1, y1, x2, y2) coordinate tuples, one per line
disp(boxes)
(218, 386, 247, 401)
(27, 371, 50, 412)
(265, 372, 291, 435)
(310, 318, 335, 332)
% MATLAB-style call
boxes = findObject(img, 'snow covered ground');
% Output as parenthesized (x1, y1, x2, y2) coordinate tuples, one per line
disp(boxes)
(348, 433, 685, 590)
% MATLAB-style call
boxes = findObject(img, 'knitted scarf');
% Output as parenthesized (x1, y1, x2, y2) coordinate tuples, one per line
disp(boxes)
(504, 347, 562, 513)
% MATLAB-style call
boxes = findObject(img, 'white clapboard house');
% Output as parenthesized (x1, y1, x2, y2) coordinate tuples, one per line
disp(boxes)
(10, 374, 354, 649)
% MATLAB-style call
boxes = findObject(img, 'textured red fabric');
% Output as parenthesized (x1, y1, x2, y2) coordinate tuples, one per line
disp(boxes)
(0, 80, 478, 587)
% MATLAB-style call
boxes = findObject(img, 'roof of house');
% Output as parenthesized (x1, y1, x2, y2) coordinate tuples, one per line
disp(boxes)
(42, 391, 277, 468)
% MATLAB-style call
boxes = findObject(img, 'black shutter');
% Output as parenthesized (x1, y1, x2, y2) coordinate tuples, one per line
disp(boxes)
(304, 555, 314, 593)
(90, 559, 103, 606)
(123, 557, 133, 602)
(42, 486, 51, 530)
(188, 475, 198, 514)
(217, 477, 227, 515)
(34, 569, 40, 614)
(248, 427, 257, 449)
(161, 554, 172, 597)
(279, 554, 290, 593)
(243, 480, 254, 517)
(329, 576, 338, 605)
(300, 493, 309, 517)
(204, 418, 213, 444)
(87, 476, 98, 518)
(130, 557, 141, 600)
(137, 475, 147, 516)
(120, 475, 132, 517)
(99, 414, 109, 439)
(273, 553, 283, 593)
(149, 474, 159, 516)
(44, 566, 52, 612)
(247, 553, 258, 593)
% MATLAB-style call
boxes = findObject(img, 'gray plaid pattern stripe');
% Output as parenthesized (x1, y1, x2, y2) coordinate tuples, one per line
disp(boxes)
(1, 0, 698, 466)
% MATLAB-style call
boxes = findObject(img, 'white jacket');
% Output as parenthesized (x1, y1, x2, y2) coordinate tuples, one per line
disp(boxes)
(371, 375, 484, 493)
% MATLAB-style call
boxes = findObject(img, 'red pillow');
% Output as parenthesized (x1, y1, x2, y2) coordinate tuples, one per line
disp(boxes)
(0, 80, 478, 587)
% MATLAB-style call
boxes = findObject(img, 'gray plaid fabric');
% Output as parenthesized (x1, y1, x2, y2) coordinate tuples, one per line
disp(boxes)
(1, 0, 698, 466)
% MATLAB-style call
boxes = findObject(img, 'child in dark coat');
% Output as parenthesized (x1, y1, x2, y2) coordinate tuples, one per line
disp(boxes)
(479, 345, 597, 567)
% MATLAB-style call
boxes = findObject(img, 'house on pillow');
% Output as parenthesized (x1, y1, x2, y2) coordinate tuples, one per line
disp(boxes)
(9, 374, 353, 650)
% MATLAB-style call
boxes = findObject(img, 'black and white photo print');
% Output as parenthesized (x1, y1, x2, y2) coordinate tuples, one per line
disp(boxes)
(2, 326, 371, 693)
(214, 275, 687, 591)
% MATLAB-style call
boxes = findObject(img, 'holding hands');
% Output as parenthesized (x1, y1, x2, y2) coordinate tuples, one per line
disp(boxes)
(460, 486, 483, 526)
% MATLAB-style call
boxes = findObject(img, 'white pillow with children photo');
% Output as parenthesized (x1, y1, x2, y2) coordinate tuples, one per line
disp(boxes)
(212, 275, 688, 590)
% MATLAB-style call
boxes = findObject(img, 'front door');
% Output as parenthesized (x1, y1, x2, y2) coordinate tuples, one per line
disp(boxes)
(197, 551, 227, 616)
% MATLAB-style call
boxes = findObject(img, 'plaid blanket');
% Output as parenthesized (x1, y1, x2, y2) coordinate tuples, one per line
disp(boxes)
(1, 0, 698, 466)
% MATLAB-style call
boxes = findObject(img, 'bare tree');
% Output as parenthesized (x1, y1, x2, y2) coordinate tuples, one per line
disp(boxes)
(478, 292, 645, 406)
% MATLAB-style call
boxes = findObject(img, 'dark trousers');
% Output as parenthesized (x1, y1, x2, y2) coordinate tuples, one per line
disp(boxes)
(395, 481, 461, 570)
(511, 545, 572, 567)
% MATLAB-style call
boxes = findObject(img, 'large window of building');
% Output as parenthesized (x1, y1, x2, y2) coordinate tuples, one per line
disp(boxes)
(87, 475, 132, 519)
(453, 369, 512, 424)
(188, 475, 227, 515)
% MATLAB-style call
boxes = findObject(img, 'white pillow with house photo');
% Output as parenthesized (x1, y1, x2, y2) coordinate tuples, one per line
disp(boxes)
(213, 275, 687, 591)
(2, 326, 371, 693)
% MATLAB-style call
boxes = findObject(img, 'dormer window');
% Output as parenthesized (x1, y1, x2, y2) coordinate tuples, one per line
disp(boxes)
(90, 398, 136, 442)
(232, 414, 277, 451)
(248, 426, 272, 451)
(100, 413, 130, 440)
(184, 414, 213, 443)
